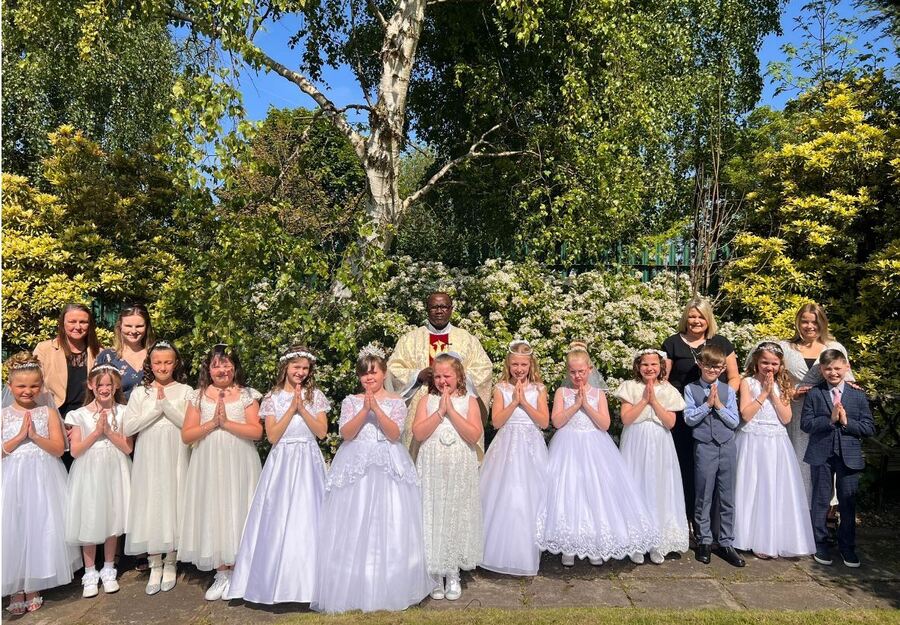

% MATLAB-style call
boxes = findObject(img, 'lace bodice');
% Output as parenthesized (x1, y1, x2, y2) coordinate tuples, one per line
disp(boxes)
(327, 395, 417, 490)
(339, 394, 406, 442)
(2, 406, 52, 457)
(497, 383, 542, 427)
(424, 393, 473, 446)
(188, 387, 262, 424)
(64, 404, 127, 450)
(741, 377, 788, 437)
(260, 389, 330, 443)
(560, 387, 604, 431)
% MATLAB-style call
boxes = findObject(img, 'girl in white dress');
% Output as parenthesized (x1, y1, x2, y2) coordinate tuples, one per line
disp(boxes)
(734, 341, 815, 558)
(413, 352, 483, 601)
(123, 340, 191, 595)
(65, 364, 133, 598)
(312, 344, 433, 613)
(227, 345, 329, 605)
(615, 349, 688, 564)
(2, 353, 80, 615)
(480, 339, 549, 576)
(537, 342, 658, 566)
(179, 344, 263, 601)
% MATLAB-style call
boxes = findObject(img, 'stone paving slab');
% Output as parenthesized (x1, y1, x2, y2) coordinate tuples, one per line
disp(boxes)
(726, 581, 852, 610)
(622, 579, 740, 609)
(11, 528, 899, 623)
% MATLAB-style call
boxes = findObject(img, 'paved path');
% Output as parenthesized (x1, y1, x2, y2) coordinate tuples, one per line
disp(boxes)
(16, 528, 899, 624)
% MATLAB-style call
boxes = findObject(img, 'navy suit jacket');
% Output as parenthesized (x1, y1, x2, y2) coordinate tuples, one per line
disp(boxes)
(801, 382, 875, 470)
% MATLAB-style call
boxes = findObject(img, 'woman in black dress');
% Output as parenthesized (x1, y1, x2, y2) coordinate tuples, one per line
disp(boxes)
(662, 297, 741, 529)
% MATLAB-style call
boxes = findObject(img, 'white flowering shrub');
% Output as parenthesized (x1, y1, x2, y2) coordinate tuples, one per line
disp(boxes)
(364, 258, 758, 391)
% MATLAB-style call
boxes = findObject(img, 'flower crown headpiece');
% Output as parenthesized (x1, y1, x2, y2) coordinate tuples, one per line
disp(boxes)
(358, 343, 386, 360)
(9, 361, 41, 371)
(750, 340, 784, 357)
(91, 364, 122, 376)
(280, 350, 316, 363)
(508, 339, 534, 355)
(633, 348, 667, 361)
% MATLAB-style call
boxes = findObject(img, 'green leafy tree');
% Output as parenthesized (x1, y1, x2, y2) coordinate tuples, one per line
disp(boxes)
(721, 72, 899, 395)
(1, 127, 186, 349)
(2, 0, 178, 177)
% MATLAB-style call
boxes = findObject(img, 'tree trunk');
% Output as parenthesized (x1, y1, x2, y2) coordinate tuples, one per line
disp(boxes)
(361, 0, 426, 252)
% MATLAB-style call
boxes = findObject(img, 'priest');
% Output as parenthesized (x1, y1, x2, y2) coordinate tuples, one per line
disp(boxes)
(387, 291, 493, 458)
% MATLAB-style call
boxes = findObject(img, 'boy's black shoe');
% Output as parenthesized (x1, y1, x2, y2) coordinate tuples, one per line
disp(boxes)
(696, 544, 711, 564)
(841, 549, 861, 568)
(813, 549, 833, 566)
(716, 546, 746, 568)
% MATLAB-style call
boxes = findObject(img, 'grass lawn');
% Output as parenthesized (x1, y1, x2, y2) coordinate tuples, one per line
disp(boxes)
(269, 608, 900, 625)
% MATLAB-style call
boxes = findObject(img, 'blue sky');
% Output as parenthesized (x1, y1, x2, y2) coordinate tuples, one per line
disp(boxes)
(232, 0, 896, 123)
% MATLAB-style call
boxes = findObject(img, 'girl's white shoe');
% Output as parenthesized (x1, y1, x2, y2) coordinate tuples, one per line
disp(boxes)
(82, 570, 100, 598)
(589, 556, 604, 566)
(430, 576, 445, 600)
(629, 552, 645, 564)
(99, 566, 119, 593)
(445, 574, 462, 601)
(161, 561, 178, 592)
(649, 550, 665, 565)
(204, 571, 230, 601)
(561, 554, 576, 567)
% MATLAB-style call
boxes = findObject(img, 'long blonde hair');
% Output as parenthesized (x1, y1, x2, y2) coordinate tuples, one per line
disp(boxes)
(790, 302, 834, 344)
(500, 343, 543, 385)
(744, 342, 793, 405)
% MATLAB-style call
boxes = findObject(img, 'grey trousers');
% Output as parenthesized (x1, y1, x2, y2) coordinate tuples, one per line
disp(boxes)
(693, 439, 737, 547)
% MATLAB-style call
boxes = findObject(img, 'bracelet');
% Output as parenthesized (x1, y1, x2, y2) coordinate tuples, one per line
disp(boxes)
(755, 397, 764, 406)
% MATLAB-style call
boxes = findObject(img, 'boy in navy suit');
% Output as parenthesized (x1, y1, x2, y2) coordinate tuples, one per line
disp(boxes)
(684, 345, 745, 567)
(801, 349, 875, 567)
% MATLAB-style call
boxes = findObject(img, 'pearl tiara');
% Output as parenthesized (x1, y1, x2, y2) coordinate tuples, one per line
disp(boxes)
(508, 339, 534, 355)
(280, 350, 316, 363)
(751, 341, 784, 357)
(151, 340, 173, 350)
(9, 362, 41, 371)
(91, 364, 122, 375)
(358, 343, 386, 360)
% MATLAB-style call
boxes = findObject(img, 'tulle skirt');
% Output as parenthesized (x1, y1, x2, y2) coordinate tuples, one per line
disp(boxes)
(65, 446, 132, 545)
(3, 452, 81, 595)
(227, 440, 326, 604)
(479, 423, 548, 575)
(620, 421, 689, 555)
(537, 427, 659, 560)
(178, 432, 261, 571)
(126, 423, 190, 555)
(734, 430, 815, 556)
(311, 464, 433, 613)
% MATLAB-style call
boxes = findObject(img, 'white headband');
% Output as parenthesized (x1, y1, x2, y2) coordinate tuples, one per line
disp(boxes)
(91, 364, 121, 375)
(436, 351, 464, 362)
(508, 339, 534, 355)
(280, 350, 316, 363)
(633, 348, 667, 361)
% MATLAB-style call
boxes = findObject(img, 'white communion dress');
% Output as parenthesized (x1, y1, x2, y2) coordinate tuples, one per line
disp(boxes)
(311, 394, 433, 613)
(227, 389, 330, 604)
(479, 383, 549, 575)
(2, 406, 81, 595)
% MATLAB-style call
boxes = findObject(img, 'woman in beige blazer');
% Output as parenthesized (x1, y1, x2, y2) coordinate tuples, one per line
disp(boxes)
(33, 303, 102, 417)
